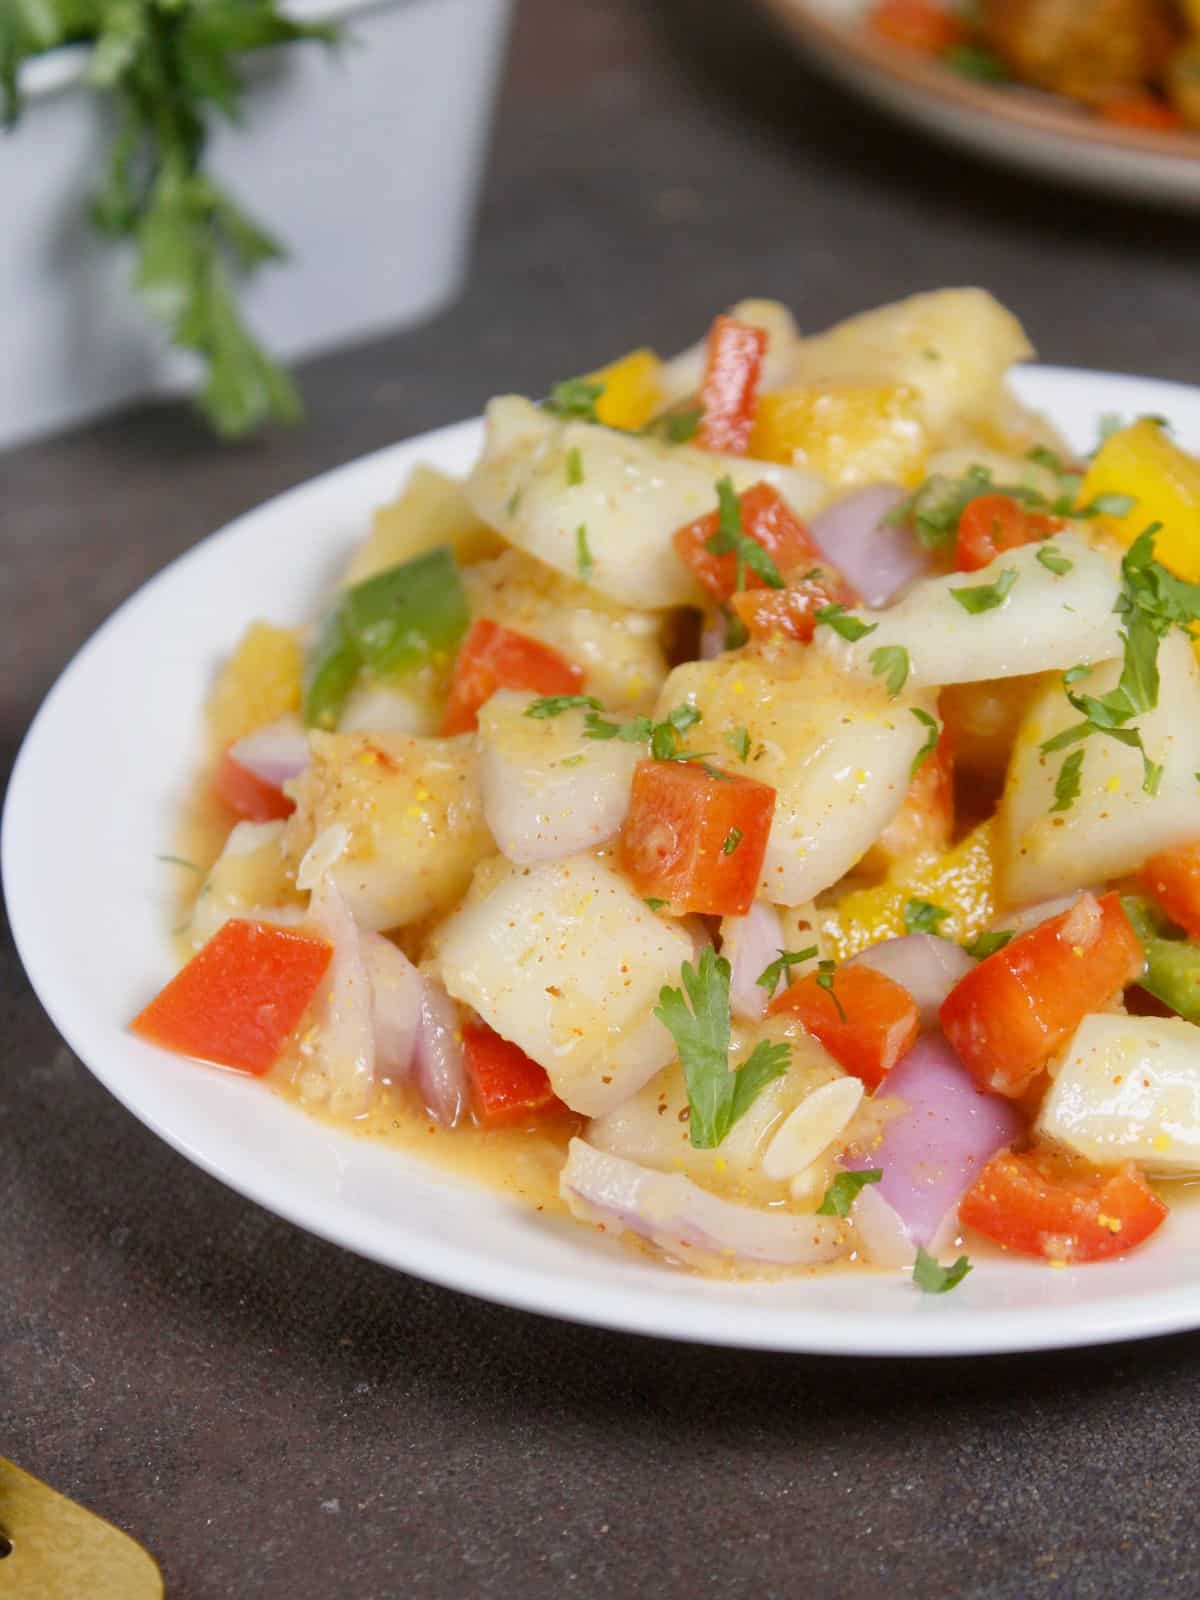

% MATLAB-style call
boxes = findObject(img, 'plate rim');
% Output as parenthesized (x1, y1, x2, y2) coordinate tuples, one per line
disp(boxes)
(762, 0, 1200, 169)
(10, 370, 1200, 1357)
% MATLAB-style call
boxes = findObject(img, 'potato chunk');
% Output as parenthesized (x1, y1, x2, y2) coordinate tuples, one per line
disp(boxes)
(343, 464, 504, 587)
(433, 854, 694, 1115)
(284, 731, 492, 931)
(465, 396, 827, 611)
(1001, 630, 1200, 905)
(656, 650, 930, 905)
(187, 820, 303, 947)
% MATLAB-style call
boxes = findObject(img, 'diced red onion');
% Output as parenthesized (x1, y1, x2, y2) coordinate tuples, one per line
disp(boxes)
(809, 485, 928, 608)
(700, 614, 727, 661)
(308, 874, 375, 1117)
(414, 977, 468, 1127)
(851, 1183, 914, 1269)
(845, 1033, 1022, 1248)
(560, 1139, 845, 1267)
(363, 934, 422, 1080)
(229, 715, 310, 788)
(722, 901, 785, 1022)
(848, 934, 973, 1028)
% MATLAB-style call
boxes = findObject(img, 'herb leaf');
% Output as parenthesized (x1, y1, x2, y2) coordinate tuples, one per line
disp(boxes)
(817, 1169, 883, 1217)
(545, 378, 604, 421)
(815, 959, 846, 1022)
(725, 725, 752, 762)
(913, 1248, 972, 1294)
(566, 446, 585, 486)
(756, 946, 818, 992)
(576, 523, 594, 580)
(643, 404, 705, 444)
(910, 708, 940, 778)
(707, 477, 784, 591)
(950, 568, 1018, 615)
(815, 604, 878, 643)
(903, 898, 949, 936)
(870, 644, 910, 698)
(1036, 545, 1073, 576)
(654, 948, 789, 1148)
(964, 930, 1013, 960)
(722, 827, 743, 855)
(526, 694, 602, 719)
(1052, 749, 1084, 813)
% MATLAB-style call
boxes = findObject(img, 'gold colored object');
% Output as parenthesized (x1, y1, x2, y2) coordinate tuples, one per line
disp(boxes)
(0, 1458, 162, 1598)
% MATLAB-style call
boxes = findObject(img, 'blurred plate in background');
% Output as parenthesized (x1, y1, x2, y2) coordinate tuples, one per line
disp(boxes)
(762, 0, 1200, 210)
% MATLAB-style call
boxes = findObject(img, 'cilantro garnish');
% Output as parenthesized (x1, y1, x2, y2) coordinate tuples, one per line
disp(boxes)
(643, 404, 704, 444)
(506, 488, 522, 517)
(1051, 749, 1084, 814)
(544, 378, 605, 421)
(950, 568, 1018, 615)
(725, 725, 752, 762)
(1076, 491, 1137, 519)
(910, 708, 940, 778)
(815, 959, 846, 1022)
(644, 897, 669, 912)
(724, 610, 750, 650)
(654, 947, 791, 1148)
(722, 828, 743, 855)
(707, 477, 784, 591)
(963, 930, 1013, 960)
(913, 1248, 972, 1294)
(817, 1169, 883, 1217)
(903, 899, 949, 936)
(870, 644, 910, 698)
(155, 854, 203, 874)
(756, 947, 819, 992)
(584, 703, 711, 765)
(566, 446, 584, 487)
(1036, 545, 1073, 576)
(576, 524, 594, 580)
(815, 604, 877, 643)
(584, 711, 654, 743)
(525, 694, 602, 719)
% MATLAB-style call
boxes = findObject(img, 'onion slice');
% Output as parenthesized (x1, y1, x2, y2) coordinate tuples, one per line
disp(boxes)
(414, 977, 468, 1127)
(306, 875, 375, 1117)
(850, 1183, 914, 1269)
(846, 1033, 1022, 1248)
(229, 715, 310, 789)
(561, 1139, 846, 1267)
(848, 934, 973, 1028)
(363, 934, 422, 1080)
(808, 485, 925, 608)
(722, 901, 785, 1022)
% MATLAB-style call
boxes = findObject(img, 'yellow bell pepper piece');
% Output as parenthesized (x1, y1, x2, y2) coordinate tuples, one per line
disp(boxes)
(819, 820, 998, 960)
(749, 383, 928, 489)
(1078, 418, 1200, 582)
(208, 621, 303, 747)
(586, 348, 662, 432)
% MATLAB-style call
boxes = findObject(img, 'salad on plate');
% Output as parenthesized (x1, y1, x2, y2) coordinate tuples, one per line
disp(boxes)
(131, 288, 1200, 1290)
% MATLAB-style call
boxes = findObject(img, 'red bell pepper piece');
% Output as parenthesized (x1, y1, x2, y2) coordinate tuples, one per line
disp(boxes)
(696, 316, 767, 455)
(955, 493, 1064, 573)
(619, 759, 775, 917)
(1140, 842, 1200, 941)
(867, 0, 967, 54)
(131, 918, 333, 1076)
(440, 619, 583, 736)
(674, 482, 834, 605)
(959, 1148, 1167, 1262)
(462, 1023, 567, 1127)
(939, 892, 1144, 1098)
(768, 963, 919, 1090)
(214, 747, 295, 822)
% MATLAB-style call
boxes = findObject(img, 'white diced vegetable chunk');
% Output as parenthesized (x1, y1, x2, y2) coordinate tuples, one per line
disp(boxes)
(816, 534, 1123, 690)
(433, 854, 694, 1115)
(1039, 1014, 1200, 1176)
(465, 396, 828, 610)
(1001, 631, 1200, 905)
(477, 690, 641, 865)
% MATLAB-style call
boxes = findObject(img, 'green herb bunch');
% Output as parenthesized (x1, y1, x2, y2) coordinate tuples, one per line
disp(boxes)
(2, 0, 337, 436)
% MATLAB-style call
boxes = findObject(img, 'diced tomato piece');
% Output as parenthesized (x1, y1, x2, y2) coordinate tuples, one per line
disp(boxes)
(955, 493, 1065, 573)
(959, 1147, 1167, 1263)
(1100, 97, 1183, 132)
(674, 482, 833, 605)
(768, 963, 919, 1090)
(214, 747, 295, 822)
(440, 619, 583, 735)
(619, 759, 775, 918)
(1140, 842, 1200, 941)
(462, 1023, 567, 1127)
(696, 316, 767, 455)
(130, 918, 332, 1076)
(940, 892, 1144, 1098)
(870, 731, 954, 867)
(867, 0, 967, 54)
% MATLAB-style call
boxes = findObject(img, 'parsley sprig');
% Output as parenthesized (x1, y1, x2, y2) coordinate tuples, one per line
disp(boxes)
(654, 948, 792, 1148)
(4, 0, 338, 437)
(708, 477, 784, 591)
(817, 1169, 882, 1217)
(756, 947, 818, 992)
(544, 377, 605, 422)
(913, 1248, 972, 1294)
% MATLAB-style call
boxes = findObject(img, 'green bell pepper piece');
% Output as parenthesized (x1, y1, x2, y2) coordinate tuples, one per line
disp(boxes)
(340, 546, 468, 678)
(303, 611, 361, 730)
(1121, 895, 1200, 1025)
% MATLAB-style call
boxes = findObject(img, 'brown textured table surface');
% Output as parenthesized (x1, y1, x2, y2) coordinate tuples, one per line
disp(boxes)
(6, 3, 1200, 1595)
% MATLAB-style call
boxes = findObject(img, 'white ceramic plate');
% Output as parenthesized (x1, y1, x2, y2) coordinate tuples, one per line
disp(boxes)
(8, 366, 1200, 1356)
(762, 0, 1200, 210)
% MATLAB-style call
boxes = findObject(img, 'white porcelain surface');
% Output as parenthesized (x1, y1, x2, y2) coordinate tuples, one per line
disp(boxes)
(7, 366, 1200, 1355)
(765, 0, 1200, 209)
(1, 0, 511, 448)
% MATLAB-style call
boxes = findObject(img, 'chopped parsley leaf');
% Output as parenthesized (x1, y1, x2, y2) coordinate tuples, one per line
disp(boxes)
(756, 946, 818, 992)
(816, 959, 846, 1022)
(1036, 545, 1073, 576)
(725, 725, 752, 762)
(576, 523, 593, 580)
(870, 644, 910, 698)
(566, 446, 584, 486)
(910, 708, 940, 778)
(903, 898, 949, 936)
(707, 476, 784, 591)
(913, 1247, 972, 1294)
(722, 827, 743, 855)
(644, 897, 669, 912)
(964, 930, 1013, 960)
(526, 694, 602, 719)
(950, 568, 1018, 614)
(1051, 748, 1084, 813)
(544, 377, 604, 422)
(815, 604, 877, 643)
(817, 1169, 882, 1217)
